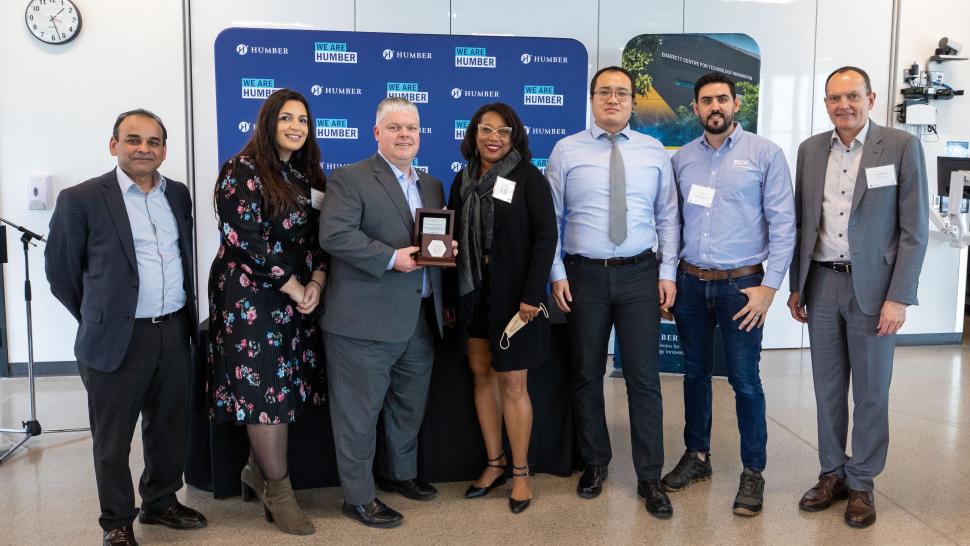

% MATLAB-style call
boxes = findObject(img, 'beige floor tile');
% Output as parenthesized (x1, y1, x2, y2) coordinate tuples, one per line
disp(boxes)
(2, 344, 968, 545)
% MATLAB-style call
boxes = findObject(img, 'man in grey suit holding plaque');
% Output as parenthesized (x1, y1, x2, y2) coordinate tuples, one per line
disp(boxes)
(787, 66, 928, 528)
(319, 97, 455, 529)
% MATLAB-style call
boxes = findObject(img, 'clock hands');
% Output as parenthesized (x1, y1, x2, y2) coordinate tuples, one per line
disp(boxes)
(49, 15, 62, 41)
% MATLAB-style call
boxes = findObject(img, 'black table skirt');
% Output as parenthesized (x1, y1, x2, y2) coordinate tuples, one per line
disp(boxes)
(185, 321, 579, 498)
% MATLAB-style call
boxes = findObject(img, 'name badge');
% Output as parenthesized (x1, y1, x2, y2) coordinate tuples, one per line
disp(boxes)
(686, 184, 716, 208)
(311, 189, 325, 210)
(865, 165, 897, 188)
(493, 176, 516, 203)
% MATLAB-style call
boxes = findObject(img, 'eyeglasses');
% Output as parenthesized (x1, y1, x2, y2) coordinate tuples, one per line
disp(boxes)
(823, 92, 867, 105)
(593, 88, 633, 101)
(478, 125, 513, 138)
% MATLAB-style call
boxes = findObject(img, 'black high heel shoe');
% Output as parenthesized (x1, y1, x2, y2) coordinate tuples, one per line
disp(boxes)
(464, 452, 508, 499)
(509, 464, 532, 514)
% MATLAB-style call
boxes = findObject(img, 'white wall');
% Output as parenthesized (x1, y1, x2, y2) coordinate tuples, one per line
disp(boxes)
(2, 0, 965, 367)
(0, 0, 186, 364)
(892, 0, 970, 335)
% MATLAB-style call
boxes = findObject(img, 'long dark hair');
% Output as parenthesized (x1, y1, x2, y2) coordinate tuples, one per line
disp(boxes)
(459, 102, 532, 165)
(224, 88, 325, 216)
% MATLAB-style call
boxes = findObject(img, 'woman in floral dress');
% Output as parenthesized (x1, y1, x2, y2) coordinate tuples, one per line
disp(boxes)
(208, 89, 325, 535)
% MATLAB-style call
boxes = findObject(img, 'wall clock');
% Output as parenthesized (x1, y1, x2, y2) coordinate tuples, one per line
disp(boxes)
(25, 0, 81, 45)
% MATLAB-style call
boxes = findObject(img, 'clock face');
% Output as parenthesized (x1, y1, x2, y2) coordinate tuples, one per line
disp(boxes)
(25, 0, 81, 45)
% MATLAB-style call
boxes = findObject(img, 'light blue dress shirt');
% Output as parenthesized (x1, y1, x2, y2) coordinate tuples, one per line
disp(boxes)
(116, 166, 186, 318)
(671, 124, 796, 290)
(548, 124, 680, 282)
(379, 152, 431, 298)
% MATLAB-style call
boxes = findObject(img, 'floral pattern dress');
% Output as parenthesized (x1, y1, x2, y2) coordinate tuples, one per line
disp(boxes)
(208, 155, 326, 425)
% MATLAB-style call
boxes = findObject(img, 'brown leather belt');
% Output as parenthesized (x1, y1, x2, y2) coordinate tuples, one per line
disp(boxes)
(679, 261, 764, 281)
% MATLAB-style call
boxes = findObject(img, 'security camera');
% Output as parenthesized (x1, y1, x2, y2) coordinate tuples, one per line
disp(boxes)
(937, 37, 964, 56)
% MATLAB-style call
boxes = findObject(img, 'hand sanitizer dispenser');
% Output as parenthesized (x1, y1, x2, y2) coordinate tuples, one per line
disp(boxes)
(28, 174, 52, 210)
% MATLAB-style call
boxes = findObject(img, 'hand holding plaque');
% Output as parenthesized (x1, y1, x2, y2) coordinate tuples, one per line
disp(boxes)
(413, 208, 456, 267)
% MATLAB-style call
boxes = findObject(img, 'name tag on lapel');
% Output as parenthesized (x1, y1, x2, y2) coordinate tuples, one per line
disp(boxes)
(865, 165, 896, 188)
(493, 176, 516, 203)
(311, 189, 324, 210)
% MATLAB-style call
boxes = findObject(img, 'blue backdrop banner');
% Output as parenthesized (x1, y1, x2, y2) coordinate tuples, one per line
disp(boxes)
(215, 28, 589, 194)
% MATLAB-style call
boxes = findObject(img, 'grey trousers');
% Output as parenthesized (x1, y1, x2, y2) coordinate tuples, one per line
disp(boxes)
(324, 306, 435, 505)
(805, 264, 896, 492)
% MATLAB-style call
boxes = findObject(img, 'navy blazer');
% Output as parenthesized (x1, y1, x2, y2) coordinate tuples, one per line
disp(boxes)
(45, 169, 197, 372)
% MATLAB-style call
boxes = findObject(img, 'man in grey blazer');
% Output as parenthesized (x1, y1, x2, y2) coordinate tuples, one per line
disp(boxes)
(787, 67, 928, 528)
(46, 110, 205, 545)
(319, 97, 454, 528)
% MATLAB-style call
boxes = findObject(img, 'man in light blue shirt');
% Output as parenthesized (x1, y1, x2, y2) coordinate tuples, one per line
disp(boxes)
(548, 66, 679, 518)
(117, 167, 187, 318)
(663, 72, 795, 518)
(381, 153, 430, 297)
(45, 109, 205, 544)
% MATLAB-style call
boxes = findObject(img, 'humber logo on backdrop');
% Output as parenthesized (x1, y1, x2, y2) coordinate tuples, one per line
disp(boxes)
(383, 48, 433, 60)
(454, 120, 470, 140)
(217, 28, 586, 193)
(315, 119, 358, 140)
(523, 85, 564, 106)
(241, 78, 277, 99)
(454, 46, 496, 67)
(236, 43, 289, 56)
(310, 85, 363, 96)
(451, 88, 502, 100)
(520, 53, 569, 64)
(386, 82, 429, 103)
(315, 42, 358, 63)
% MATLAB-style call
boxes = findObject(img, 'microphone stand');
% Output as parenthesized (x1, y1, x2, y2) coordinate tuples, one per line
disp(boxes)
(0, 217, 88, 465)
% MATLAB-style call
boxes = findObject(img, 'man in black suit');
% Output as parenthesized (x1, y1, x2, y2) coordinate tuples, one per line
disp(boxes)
(45, 109, 206, 546)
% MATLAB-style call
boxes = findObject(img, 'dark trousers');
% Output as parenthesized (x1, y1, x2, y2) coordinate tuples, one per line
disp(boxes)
(672, 271, 767, 471)
(565, 254, 664, 481)
(77, 311, 191, 531)
(324, 301, 435, 505)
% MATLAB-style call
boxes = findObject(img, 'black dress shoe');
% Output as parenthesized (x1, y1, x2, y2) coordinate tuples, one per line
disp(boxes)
(376, 477, 438, 501)
(103, 525, 138, 546)
(137, 502, 208, 529)
(638, 480, 673, 519)
(341, 498, 403, 528)
(577, 465, 608, 499)
(465, 475, 507, 499)
(465, 452, 508, 499)
(509, 464, 532, 514)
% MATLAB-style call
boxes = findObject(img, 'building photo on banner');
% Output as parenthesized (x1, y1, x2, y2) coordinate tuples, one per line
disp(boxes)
(615, 33, 761, 375)
(3, 0, 970, 544)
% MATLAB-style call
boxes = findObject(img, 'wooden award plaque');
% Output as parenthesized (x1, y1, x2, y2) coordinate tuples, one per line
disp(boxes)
(413, 208, 456, 267)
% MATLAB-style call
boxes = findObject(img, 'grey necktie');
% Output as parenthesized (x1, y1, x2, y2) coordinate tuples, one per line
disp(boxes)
(605, 133, 627, 245)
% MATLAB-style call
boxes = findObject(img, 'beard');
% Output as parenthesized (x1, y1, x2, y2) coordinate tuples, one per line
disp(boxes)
(701, 112, 734, 135)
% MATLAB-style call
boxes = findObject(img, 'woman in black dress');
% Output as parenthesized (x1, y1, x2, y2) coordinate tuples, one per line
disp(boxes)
(448, 103, 558, 513)
(208, 89, 326, 535)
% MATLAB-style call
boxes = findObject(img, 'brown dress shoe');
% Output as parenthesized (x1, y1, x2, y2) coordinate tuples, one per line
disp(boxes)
(798, 475, 849, 511)
(845, 490, 876, 528)
(103, 525, 138, 545)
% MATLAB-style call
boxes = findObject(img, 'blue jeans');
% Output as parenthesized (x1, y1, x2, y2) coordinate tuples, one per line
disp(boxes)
(672, 270, 767, 472)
